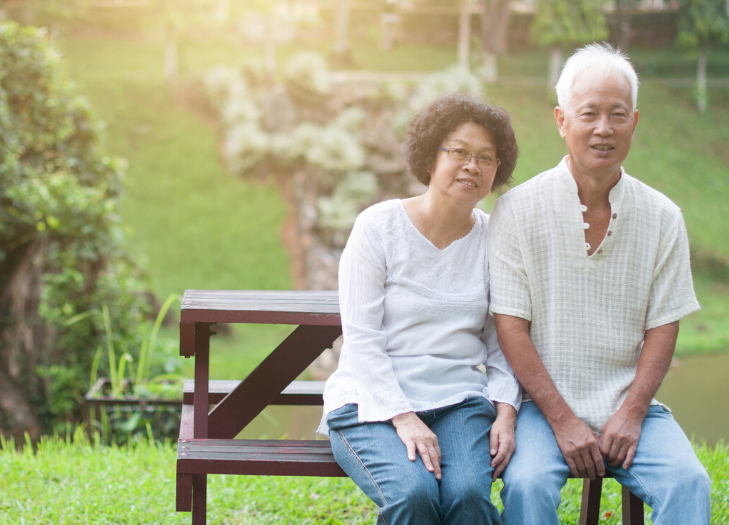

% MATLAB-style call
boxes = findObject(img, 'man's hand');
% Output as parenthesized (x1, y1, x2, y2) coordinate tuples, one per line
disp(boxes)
(552, 415, 605, 479)
(599, 408, 643, 469)
(391, 412, 442, 479)
(490, 403, 517, 480)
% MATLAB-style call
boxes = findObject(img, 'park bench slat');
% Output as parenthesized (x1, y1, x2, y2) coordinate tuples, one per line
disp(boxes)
(182, 379, 325, 405)
(180, 290, 340, 325)
(177, 439, 346, 477)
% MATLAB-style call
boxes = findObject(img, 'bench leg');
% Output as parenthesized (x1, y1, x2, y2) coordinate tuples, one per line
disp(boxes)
(177, 473, 192, 512)
(621, 486, 645, 525)
(192, 474, 207, 525)
(579, 477, 602, 525)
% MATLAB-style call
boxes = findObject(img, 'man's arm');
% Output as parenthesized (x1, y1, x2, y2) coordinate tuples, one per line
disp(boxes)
(599, 321, 679, 469)
(494, 314, 606, 479)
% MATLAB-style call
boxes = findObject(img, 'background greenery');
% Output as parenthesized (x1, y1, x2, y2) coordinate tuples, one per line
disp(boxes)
(54, 34, 729, 381)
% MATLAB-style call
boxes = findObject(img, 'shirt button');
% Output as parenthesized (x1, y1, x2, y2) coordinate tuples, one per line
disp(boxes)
(580, 205, 587, 212)
(607, 231, 612, 236)
(612, 213, 618, 219)
(585, 242, 591, 250)
(583, 223, 590, 229)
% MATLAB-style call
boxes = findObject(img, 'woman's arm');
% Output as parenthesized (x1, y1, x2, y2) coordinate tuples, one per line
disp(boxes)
(339, 214, 412, 420)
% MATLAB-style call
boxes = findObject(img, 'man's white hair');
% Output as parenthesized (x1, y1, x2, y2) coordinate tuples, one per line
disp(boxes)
(555, 42, 639, 109)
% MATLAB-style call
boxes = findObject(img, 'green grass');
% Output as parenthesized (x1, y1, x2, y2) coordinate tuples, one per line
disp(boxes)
(1, 430, 727, 524)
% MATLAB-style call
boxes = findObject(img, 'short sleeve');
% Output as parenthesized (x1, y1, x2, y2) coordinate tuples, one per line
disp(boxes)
(487, 198, 532, 321)
(645, 213, 700, 330)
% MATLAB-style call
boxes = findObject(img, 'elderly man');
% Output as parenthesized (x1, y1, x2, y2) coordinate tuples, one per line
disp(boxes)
(488, 43, 711, 524)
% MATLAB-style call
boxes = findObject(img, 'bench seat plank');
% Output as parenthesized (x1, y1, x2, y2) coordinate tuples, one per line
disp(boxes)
(181, 290, 340, 325)
(182, 380, 325, 406)
(177, 439, 346, 477)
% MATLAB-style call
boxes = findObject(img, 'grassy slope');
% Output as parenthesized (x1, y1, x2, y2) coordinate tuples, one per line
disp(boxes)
(56, 36, 729, 381)
(57, 38, 295, 379)
(1, 432, 727, 524)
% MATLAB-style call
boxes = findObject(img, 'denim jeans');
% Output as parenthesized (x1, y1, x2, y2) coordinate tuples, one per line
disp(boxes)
(501, 402, 711, 525)
(327, 396, 501, 525)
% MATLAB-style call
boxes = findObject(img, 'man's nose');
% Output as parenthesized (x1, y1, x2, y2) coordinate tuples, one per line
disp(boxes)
(594, 115, 613, 135)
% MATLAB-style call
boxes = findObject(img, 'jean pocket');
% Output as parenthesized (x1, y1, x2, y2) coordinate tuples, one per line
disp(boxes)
(326, 403, 360, 431)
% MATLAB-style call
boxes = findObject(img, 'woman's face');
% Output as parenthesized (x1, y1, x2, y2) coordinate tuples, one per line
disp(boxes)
(429, 121, 497, 208)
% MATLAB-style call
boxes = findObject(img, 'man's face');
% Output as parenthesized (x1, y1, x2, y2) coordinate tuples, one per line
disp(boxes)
(555, 71, 639, 180)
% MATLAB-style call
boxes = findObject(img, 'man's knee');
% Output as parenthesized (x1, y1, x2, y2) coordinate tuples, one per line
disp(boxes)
(502, 464, 564, 503)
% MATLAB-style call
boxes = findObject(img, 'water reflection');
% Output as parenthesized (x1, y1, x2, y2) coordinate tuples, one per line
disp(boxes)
(657, 352, 729, 447)
(236, 353, 729, 446)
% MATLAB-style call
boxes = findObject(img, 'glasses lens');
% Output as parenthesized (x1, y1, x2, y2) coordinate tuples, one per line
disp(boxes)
(477, 155, 500, 169)
(448, 148, 470, 162)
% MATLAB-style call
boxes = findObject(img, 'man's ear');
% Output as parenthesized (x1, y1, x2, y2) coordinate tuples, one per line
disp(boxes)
(554, 106, 567, 138)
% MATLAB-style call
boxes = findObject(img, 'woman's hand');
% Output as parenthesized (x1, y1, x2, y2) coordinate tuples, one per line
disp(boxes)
(391, 412, 442, 480)
(490, 402, 517, 480)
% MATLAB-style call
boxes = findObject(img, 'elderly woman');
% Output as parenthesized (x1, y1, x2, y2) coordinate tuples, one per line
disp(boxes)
(317, 92, 521, 524)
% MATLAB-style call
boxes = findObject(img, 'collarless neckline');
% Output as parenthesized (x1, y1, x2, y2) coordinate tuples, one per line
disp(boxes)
(397, 199, 478, 253)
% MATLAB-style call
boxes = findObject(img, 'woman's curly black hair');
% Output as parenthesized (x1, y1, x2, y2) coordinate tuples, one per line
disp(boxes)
(403, 92, 518, 190)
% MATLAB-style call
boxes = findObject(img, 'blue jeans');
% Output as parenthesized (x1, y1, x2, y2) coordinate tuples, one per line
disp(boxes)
(501, 402, 711, 525)
(327, 397, 501, 525)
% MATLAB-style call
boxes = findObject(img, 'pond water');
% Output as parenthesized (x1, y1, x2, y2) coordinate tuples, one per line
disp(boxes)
(656, 352, 729, 447)
(238, 353, 729, 446)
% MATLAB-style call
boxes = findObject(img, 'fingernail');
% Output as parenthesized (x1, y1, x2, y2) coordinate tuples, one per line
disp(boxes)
(490, 449, 497, 455)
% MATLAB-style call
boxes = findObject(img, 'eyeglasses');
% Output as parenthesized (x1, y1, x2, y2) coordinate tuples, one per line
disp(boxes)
(439, 147, 501, 170)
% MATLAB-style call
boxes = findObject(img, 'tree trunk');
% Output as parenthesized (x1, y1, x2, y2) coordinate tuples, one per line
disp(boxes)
(616, 0, 632, 52)
(482, 51, 498, 83)
(0, 240, 48, 443)
(213, 0, 229, 23)
(334, 0, 351, 56)
(458, 1, 471, 71)
(164, 21, 178, 83)
(479, 0, 511, 82)
(697, 47, 707, 113)
(549, 46, 562, 91)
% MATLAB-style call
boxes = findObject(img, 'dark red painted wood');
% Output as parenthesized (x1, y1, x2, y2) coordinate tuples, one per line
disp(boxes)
(177, 439, 345, 477)
(622, 485, 645, 525)
(180, 290, 340, 326)
(192, 474, 207, 525)
(182, 379, 325, 406)
(206, 324, 342, 438)
(193, 323, 211, 439)
(176, 474, 192, 512)
(180, 321, 195, 357)
(580, 477, 603, 525)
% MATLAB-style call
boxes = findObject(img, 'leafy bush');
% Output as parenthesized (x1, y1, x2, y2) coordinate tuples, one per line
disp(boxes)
(0, 22, 147, 439)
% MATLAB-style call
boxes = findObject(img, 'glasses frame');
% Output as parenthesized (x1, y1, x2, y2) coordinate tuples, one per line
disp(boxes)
(438, 147, 501, 169)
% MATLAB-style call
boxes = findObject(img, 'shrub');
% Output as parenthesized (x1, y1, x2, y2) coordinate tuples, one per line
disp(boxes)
(0, 22, 146, 440)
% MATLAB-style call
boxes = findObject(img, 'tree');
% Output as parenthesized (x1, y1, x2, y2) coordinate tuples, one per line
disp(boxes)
(479, 0, 512, 82)
(531, 0, 609, 92)
(676, 0, 729, 112)
(20, 0, 89, 43)
(0, 22, 145, 441)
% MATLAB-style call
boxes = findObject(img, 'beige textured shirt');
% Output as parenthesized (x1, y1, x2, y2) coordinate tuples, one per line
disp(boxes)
(488, 158, 700, 432)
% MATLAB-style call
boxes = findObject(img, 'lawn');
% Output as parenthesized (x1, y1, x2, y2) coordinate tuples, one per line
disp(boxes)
(1, 430, 727, 524)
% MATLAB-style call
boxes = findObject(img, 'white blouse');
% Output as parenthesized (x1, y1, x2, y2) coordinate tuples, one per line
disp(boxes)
(318, 199, 521, 434)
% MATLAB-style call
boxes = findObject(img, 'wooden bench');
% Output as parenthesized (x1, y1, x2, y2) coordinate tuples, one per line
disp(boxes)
(175, 290, 645, 525)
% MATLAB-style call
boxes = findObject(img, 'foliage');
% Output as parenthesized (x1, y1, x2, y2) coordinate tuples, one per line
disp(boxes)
(1, 431, 728, 524)
(0, 22, 147, 436)
(530, 0, 609, 47)
(676, 0, 729, 50)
